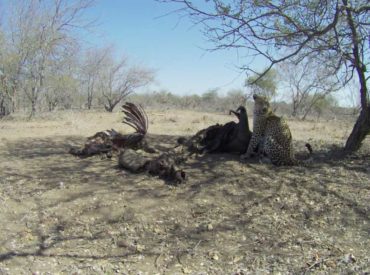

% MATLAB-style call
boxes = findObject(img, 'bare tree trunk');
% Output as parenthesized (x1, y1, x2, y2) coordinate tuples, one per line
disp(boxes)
(343, 0, 369, 152)
(301, 106, 312, 121)
(344, 74, 369, 151)
(28, 86, 40, 118)
(291, 105, 298, 117)
(48, 100, 58, 111)
(29, 99, 36, 118)
(103, 92, 129, 112)
(10, 86, 16, 113)
(345, 106, 370, 152)
(291, 94, 301, 117)
(0, 97, 6, 117)
(0, 93, 12, 117)
(104, 104, 114, 112)
(87, 92, 92, 109)
(104, 99, 120, 112)
(86, 77, 94, 109)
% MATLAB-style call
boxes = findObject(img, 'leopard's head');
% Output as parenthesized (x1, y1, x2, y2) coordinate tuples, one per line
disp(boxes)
(252, 94, 272, 117)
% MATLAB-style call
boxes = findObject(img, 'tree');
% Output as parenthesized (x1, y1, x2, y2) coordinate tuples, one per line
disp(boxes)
(345, 79, 362, 115)
(202, 88, 218, 103)
(181, 94, 201, 109)
(98, 52, 154, 112)
(311, 95, 338, 120)
(201, 88, 219, 110)
(5, 0, 95, 117)
(225, 89, 246, 109)
(161, 0, 369, 152)
(246, 69, 277, 99)
(45, 67, 79, 111)
(279, 59, 341, 119)
(0, 51, 15, 116)
(80, 47, 110, 109)
(0, 28, 8, 117)
(152, 90, 176, 105)
(0, 71, 12, 117)
(0, 26, 18, 115)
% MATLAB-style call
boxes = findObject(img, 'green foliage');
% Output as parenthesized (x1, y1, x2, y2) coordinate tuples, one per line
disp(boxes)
(300, 94, 338, 119)
(216, 3, 231, 15)
(312, 95, 338, 116)
(246, 69, 277, 99)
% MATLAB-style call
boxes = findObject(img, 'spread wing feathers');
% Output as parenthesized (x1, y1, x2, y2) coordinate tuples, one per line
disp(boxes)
(122, 102, 148, 135)
(70, 103, 151, 157)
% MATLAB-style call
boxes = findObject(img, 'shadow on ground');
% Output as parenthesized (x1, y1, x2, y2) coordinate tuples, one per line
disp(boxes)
(0, 134, 369, 273)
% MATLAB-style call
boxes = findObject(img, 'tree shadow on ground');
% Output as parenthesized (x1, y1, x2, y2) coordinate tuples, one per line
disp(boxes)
(0, 134, 369, 273)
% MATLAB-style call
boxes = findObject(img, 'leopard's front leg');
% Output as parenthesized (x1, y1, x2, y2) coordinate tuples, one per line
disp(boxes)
(240, 131, 262, 161)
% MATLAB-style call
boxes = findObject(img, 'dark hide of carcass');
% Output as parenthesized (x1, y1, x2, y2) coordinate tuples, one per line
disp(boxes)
(69, 103, 155, 158)
(118, 148, 186, 185)
(178, 106, 252, 155)
(69, 103, 251, 184)
(69, 102, 185, 184)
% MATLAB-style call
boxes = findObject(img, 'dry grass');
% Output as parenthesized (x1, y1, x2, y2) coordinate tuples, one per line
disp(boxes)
(0, 109, 354, 142)
(0, 109, 369, 274)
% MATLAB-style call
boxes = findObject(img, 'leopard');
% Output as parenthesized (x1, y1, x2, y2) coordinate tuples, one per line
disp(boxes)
(240, 94, 312, 166)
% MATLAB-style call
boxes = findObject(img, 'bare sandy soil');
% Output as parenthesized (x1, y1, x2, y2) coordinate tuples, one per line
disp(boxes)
(0, 109, 369, 274)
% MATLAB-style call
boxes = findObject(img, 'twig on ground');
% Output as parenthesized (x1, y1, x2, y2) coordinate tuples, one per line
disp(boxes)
(304, 257, 331, 274)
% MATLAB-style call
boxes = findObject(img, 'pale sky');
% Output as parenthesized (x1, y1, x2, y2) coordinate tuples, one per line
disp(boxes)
(85, 1, 358, 107)
(86, 0, 250, 96)
(0, 0, 358, 106)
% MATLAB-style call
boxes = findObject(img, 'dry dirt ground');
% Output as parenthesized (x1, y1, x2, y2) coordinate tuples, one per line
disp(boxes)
(0, 109, 369, 274)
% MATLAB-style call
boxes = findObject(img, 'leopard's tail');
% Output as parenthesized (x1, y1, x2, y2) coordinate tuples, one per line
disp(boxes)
(305, 143, 313, 154)
(296, 143, 313, 165)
